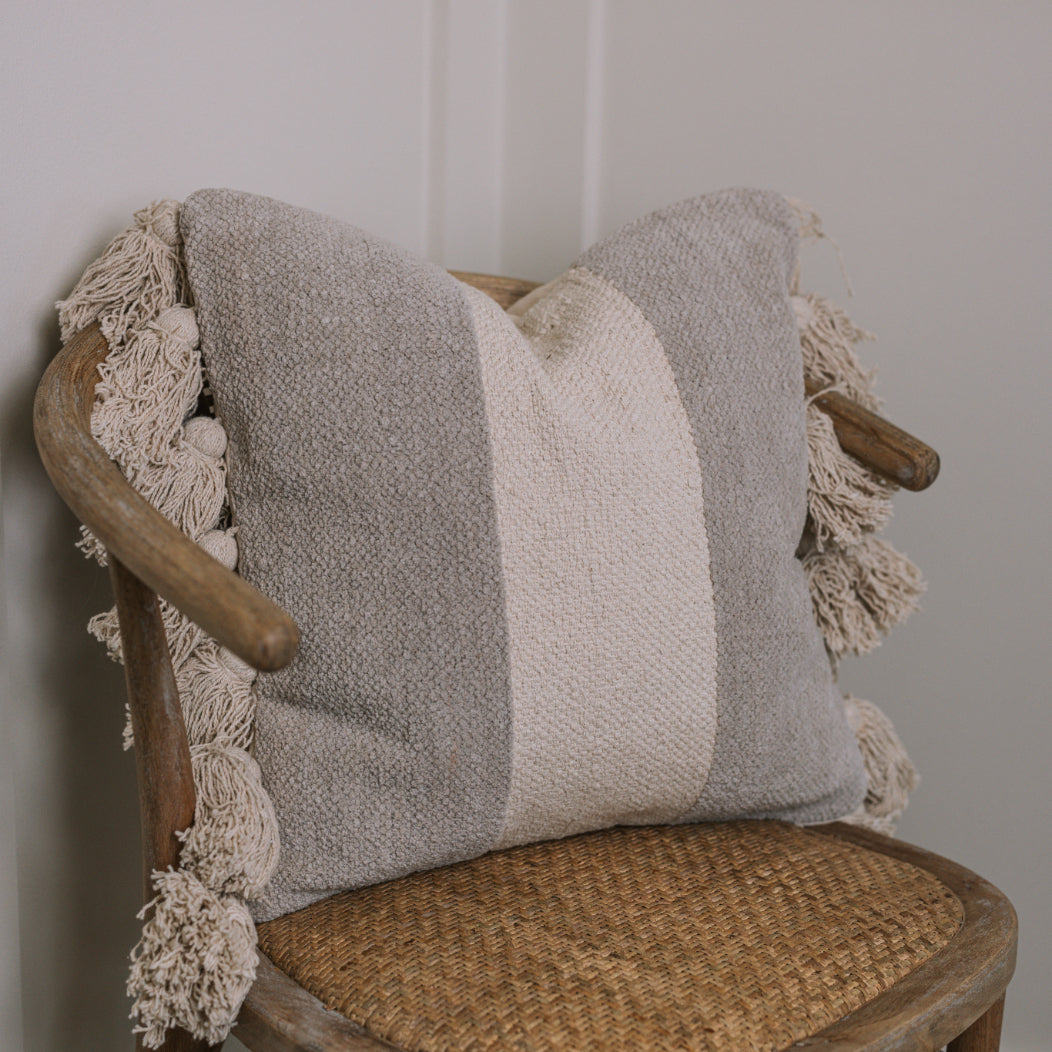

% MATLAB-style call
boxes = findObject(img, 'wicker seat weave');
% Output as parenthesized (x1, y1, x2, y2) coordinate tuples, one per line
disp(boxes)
(257, 821, 962, 1051)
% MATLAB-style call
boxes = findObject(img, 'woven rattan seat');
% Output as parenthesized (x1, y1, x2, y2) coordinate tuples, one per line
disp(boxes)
(255, 821, 962, 1052)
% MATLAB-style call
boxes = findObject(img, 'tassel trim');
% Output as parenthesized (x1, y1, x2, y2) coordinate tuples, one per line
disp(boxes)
(806, 401, 895, 551)
(791, 198, 923, 829)
(794, 293, 879, 411)
(127, 869, 257, 1048)
(60, 202, 277, 1047)
(801, 535, 925, 659)
(58, 200, 189, 347)
(841, 695, 920, 835)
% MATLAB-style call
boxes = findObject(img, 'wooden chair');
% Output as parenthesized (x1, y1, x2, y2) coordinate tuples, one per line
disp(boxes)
(34, 273, 1015, 1052)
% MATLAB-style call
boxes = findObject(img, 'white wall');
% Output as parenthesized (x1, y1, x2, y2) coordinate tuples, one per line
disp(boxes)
(2, 2, 1048, 1049)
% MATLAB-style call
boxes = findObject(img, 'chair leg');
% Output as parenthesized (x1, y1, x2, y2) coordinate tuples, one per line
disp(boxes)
(947, 994, 1005, 1052)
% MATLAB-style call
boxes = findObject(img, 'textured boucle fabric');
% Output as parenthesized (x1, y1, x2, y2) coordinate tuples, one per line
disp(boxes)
(180, 190, 514, 918)
(180, 187, 866, 921)
(466, 271, 719, 849)
(577, 190, 863, 824)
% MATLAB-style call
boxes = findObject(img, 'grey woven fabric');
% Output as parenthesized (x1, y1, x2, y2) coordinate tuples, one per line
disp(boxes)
(181, 191, 514, 917)
(578, 190, 864, 824)
(180, 188, 865, 921)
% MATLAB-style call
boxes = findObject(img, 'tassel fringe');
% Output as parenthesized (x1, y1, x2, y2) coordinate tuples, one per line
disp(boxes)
(177, 643, 258, 752)
(89, 598, 207, 673)
(791, 199, 923, 828)
(58, 200, 188, 346)
(842, 696, 920, 835)
(61, 201, 278, 1046)
(794, 293, 879, 411)
(127, 869, 257, 1049)
(801, 535, 924, 658)
(179, 742, 281, 898)
(806, 401, 894, 550)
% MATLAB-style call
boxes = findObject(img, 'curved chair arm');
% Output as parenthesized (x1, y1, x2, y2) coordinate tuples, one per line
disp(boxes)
(452, 271, 941, 492)
(33, 323, 299, 672)
(804, 382, 940, 491)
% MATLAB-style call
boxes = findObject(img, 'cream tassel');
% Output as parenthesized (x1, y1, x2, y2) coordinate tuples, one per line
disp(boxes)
(851, 535, 926, 630)
(802, 535, 924, 658)
(127, 869, 257, 1049)
(58, 200, 188, 345)
(76, 303, 207, 564)
(128, 442, 226, 543)
(801, 538, 881, 658)
(178, 742, 280, 899)
(89, 598, 207, 674)
(91, 317, 203, 470)
(842, 695, 919, 835)
(793, 293, 879, 411)
(177, 643, 257, 751)
(806, 401, 894, 550)
(65, 200, 275, 1049)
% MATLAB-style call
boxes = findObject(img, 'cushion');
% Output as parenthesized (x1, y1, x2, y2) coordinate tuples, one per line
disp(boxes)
(177, 187, 866, 921)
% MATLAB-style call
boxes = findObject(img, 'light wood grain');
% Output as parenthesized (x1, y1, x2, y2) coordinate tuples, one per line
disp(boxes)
(33, 324, 298, 672)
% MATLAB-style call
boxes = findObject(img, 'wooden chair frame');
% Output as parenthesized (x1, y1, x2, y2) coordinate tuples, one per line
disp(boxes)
(34, 274, 1014, 1052)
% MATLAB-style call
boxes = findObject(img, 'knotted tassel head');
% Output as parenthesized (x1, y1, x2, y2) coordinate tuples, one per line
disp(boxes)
(128, 868, 257, 1048)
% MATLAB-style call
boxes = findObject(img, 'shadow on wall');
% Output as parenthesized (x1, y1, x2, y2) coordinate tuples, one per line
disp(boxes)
(5, 307, 142, 1049)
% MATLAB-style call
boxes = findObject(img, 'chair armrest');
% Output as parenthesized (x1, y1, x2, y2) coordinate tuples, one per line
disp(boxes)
(33, 324, 299, 672)
(805, 382, 940, 491)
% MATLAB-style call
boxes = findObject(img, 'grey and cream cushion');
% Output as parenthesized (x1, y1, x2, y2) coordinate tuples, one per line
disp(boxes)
(179, 187, 866, 921)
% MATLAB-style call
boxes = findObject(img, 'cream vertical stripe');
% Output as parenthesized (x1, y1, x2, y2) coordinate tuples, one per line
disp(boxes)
(464, 270, 720, 849)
